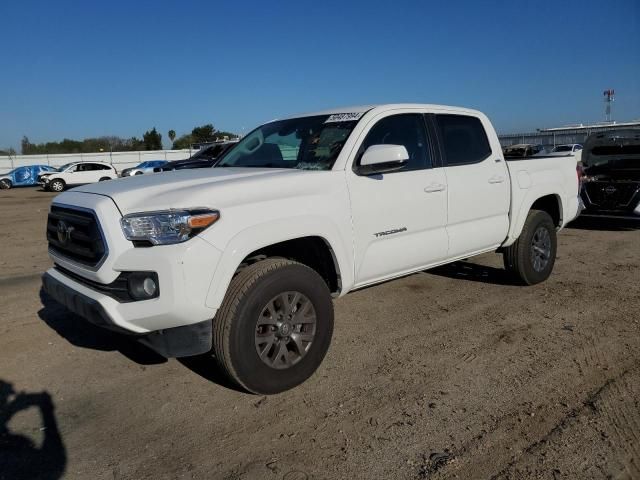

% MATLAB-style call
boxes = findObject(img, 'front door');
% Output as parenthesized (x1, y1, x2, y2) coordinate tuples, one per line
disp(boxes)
(347, 112, 449, 287)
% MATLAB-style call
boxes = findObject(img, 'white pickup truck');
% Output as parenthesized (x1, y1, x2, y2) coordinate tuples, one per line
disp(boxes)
(42, 104, 581, 394)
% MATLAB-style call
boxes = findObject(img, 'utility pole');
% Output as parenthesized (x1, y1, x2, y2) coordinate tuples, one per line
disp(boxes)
(603, 89, 615, 122)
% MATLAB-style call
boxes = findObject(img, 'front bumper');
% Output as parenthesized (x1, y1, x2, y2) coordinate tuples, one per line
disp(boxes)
(43, 191, 223, 356)
(42, 271, 212, 357)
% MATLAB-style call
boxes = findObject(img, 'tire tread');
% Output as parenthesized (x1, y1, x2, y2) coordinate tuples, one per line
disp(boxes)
(212, 258, 304, 392)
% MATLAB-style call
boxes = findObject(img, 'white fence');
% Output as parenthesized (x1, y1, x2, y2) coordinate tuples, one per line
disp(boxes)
(0, 149, 197, 174)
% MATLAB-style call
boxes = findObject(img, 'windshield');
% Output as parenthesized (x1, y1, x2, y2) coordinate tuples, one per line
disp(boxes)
(215, 115, 360, 170)
(55, 163, 73, 172)
(137, 161, 161, 168)
(191, 143, 234, 161)
(552, 145, 573, 152)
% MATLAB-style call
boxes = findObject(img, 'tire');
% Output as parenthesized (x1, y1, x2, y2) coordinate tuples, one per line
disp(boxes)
(0, 179, 11, 190)
(213, 258, 334, 394)
(99, 177, 111, 181)
(49, 179, 65, 192)
(503, 209, 557, 285)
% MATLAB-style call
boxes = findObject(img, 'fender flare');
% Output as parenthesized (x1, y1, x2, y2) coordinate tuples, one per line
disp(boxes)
(504, 187, 564, 247)
(205, 215, 353, 309)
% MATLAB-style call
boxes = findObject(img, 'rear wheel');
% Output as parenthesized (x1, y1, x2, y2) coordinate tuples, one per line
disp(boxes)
(0, 179, 11, 190)
(213, 258, 334, 394)
(49, 179, 65, 192)
(503, 209, 557, 285)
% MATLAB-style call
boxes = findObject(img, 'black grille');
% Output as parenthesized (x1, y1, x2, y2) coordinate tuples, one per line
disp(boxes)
(583, 181, 640, 212)
(47, 206, 107, 267)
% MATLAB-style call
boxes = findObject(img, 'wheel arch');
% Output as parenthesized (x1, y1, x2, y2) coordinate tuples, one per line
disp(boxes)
(504, 191, 564, 247)
(205, 220, 352, 310)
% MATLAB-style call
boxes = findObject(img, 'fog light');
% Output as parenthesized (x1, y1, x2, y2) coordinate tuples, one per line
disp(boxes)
(142, 277, 157, 296)
(127, 272, 159, 301)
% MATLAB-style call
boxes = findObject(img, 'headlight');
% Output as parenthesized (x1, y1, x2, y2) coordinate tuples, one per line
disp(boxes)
(120, 209, 220, 245)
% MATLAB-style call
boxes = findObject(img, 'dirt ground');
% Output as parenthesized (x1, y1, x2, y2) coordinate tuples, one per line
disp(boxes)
(0, 187, 639, 480)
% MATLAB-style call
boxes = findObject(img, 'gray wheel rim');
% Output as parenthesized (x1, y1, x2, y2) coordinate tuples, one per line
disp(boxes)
(52, 181, 63, 192)
(530, 226, 551, 272)
(254, 291, 317, 370)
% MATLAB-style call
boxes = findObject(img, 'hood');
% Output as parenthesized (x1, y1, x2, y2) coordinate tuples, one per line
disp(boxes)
(72, 167, 340, 215)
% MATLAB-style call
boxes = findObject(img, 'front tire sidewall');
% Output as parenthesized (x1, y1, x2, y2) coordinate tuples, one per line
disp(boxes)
(0, 180, 11, 190)
(50, 180, 65, 192)
(228, 265, 334, 394)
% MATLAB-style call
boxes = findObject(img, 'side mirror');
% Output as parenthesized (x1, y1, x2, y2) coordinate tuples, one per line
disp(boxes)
(358, 144, 409, 175)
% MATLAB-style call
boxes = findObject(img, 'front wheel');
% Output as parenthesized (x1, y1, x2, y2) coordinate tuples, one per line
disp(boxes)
(213, 258, 334, 394)
(0, 179, 11, 190)
(49, 179, 65, 192)
(503, 209, 557, 285)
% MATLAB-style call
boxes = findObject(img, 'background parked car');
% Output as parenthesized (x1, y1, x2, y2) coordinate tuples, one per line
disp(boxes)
(0, 165, 57, 189)
(549, 144, 582, 155)
(38, 162, 118, 192)
(580, 129, 640, 219)
(120, 160, 167, 177)
(155, 141, 238, 172)
(503, 143, 546, 158)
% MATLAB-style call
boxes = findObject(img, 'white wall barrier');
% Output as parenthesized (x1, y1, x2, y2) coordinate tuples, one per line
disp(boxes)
(0, 149, 196, 174)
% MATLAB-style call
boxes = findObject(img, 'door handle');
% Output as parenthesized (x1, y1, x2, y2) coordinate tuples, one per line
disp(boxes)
(488, 175, 505, 184)
(424, 183, 446, 193)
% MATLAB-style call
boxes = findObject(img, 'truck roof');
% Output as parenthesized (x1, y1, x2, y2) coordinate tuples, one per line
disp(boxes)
(280, 103, 484, 121)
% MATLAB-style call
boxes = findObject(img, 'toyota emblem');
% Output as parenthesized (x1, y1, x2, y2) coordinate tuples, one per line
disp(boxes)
(56, 221, 74, 245)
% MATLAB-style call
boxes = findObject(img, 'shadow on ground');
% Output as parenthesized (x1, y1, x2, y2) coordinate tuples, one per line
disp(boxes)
(177, 356, 246, 393)
(37, 289, 166, 366)
(0, 380, 66, 480)
(37, 289, 246, 393)
(427, 261, 516, 286)
(568, 215, 640, 232)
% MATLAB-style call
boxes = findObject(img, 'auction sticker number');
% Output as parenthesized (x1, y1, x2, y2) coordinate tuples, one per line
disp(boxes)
(325, 112, 365, 123)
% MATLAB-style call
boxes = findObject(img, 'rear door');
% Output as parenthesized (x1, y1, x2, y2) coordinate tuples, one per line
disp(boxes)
(95, 163, 115, 179)
(433, 113, 510, 257)
(347, 112, 449, 286)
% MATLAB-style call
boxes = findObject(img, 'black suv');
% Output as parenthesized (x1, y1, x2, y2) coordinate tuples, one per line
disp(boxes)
(155, 142, 237, 172)
(580, 129, 640, 219)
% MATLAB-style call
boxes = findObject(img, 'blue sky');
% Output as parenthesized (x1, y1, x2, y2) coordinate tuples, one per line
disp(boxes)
(1, 0, 638, 150)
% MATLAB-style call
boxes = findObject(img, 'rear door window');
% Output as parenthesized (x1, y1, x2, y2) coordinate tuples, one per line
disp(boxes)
(435, 114, 492, 166)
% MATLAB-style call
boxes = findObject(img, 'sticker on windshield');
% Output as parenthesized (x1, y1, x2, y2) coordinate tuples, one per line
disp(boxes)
(325, 112, 365, 123)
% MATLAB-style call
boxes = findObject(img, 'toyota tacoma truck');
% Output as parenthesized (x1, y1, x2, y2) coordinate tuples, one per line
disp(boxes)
(42, 104, 581, 394)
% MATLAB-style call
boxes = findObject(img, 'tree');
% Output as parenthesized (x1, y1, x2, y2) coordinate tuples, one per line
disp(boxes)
(168, 129, 176, 145)
(21, 136, 33, 154)
(142, 127, 162, 150)
(0, 147, 16, 156)
(172, 134, 193, 150)
(191, 124, 216, 143)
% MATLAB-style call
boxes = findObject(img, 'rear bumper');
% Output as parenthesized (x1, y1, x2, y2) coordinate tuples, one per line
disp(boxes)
(42, 271, 212, 357)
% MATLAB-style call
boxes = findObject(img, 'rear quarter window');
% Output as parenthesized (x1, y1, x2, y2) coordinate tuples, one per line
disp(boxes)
(435, 114, 492, 166)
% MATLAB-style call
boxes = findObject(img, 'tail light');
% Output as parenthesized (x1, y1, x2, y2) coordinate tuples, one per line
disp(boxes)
(576, 164, 584, 187)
